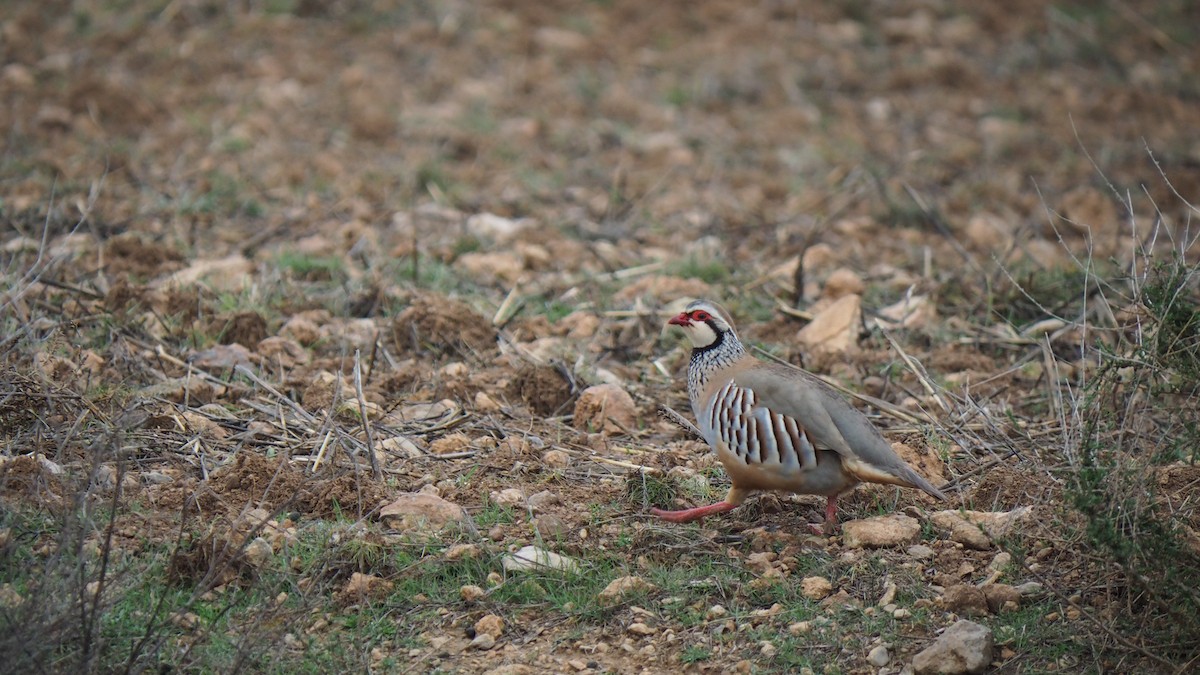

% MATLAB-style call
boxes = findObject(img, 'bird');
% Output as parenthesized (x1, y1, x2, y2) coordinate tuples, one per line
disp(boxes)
(652, 299, 946, 533)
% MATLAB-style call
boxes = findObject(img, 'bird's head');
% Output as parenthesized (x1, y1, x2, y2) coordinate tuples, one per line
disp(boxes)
(668, 299, 737, 349)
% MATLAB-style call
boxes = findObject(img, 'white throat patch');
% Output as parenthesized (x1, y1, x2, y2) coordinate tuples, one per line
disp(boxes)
(688, 321, 719, 348)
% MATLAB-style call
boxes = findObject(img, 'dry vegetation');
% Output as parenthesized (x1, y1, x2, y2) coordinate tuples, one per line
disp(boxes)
(2, 1, 1199, 673)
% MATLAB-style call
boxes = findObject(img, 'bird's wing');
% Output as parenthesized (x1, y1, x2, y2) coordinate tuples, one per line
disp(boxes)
(733, 362, 945, 499)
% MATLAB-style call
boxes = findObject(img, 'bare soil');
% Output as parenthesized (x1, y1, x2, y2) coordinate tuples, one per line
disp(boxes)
(2, 1, 1199, 673)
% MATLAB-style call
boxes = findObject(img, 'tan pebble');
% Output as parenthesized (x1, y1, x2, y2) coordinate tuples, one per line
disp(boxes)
(469, 633, 495, 650)
(788, 621, 812, 635)
(460, 585, 485, 602)
(542, 449, 570, 467)
(1044, 612, 1060, 622)
(626, 622, 655, 636)
(1065, 607, 1081, 621)
(474, 391, 501, 411)
(474, 613, 505, 639)
(801, 576, 833, 601)
(822, 267, 864, 299)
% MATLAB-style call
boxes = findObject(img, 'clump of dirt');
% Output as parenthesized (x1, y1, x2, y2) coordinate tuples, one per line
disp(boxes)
(0, 454, 68, 505)
(209, 310, 269, 346)
(392, 292, 496, 358)
(967, 462, 1058, 511)
(203, 452, 306, 514)
(103, 278, 148, 314)
(926, 347, 997, 375)
(103, 234, 186, 279)
(295, 473, 390, 519)
(508, 364, 574, 415)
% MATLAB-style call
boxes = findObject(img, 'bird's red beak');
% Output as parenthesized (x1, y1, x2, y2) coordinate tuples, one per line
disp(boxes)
(668, 312, 691, 327)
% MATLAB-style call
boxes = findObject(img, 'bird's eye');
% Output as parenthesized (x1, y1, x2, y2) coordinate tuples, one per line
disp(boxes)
(692, 311, 710, 321)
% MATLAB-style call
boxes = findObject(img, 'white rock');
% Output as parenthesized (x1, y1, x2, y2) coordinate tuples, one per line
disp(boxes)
(466, 212, 532, 242)
(913, 619, 994, 674)
(501, 546, 579, 574)
(867, 644, 890, 667)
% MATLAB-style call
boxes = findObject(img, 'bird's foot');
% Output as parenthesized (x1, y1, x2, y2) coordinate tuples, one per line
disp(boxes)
(650, 501, 736, 523)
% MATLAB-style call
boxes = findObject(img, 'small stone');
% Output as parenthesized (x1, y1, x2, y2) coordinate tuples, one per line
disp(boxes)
(930, 508, 1034, 550)
(170, 611, 200, 630)
(1012, 578, 1041, 593)
(474, 391, 502, 411)
(940, 584, 989, 617)
(445, 543, 480, 561)
(982, 584, 1021, 614)
(379, 493, 469, 532)
(501, 545, 580, 573)
(796, 294, 862, 357)
(801, 576, 833, 601)
(893, 608, 912, 619)
(541, 449, 570, 467)
(867, 644, 890, 667)
(0, 584, 24, 608)
(527, 490, 560, 512)
(490, 488, 525, 508)
(430, 432, 472, 455)
(877, 581, 898, 607)
(460, 585, 485, 603)
(573, 384, 638, 436)
(707, 604, 728, 620)
(1065, 606, 1081, 621)
(339, 572, 394, 603)
(842, 514, 921, 548)
(908, 544, 937, 559)
(243, 537, 273, 568)
(988, 551, 1013, 572)
(912, 619, 993, 674)
(822, 267, 865, 299)
(759, 641, 777, 658)
(626, 622, 655, 636)
(598, 576, 656, 605)
(533, 514, 568, 539)
(470, 633, 496, 650)
(475, 613, 505, 639)
(788, 621, 813, 635)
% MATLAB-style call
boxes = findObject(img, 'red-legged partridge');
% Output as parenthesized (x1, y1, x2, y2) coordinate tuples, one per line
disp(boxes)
(653, 299, 946, 533)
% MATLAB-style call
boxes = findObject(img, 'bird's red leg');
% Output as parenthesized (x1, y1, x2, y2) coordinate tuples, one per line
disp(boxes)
(805, 495, 839, 536)
(650, 501, 736, 523)
(823, 495, 838, 534)
(650, 487, 748, 523)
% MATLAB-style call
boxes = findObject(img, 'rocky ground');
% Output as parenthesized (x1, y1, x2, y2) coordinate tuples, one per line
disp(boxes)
(1, 1, 1199, 673)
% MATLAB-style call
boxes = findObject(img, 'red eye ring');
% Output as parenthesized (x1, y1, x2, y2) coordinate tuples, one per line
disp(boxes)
(692, 310, 710, 321)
